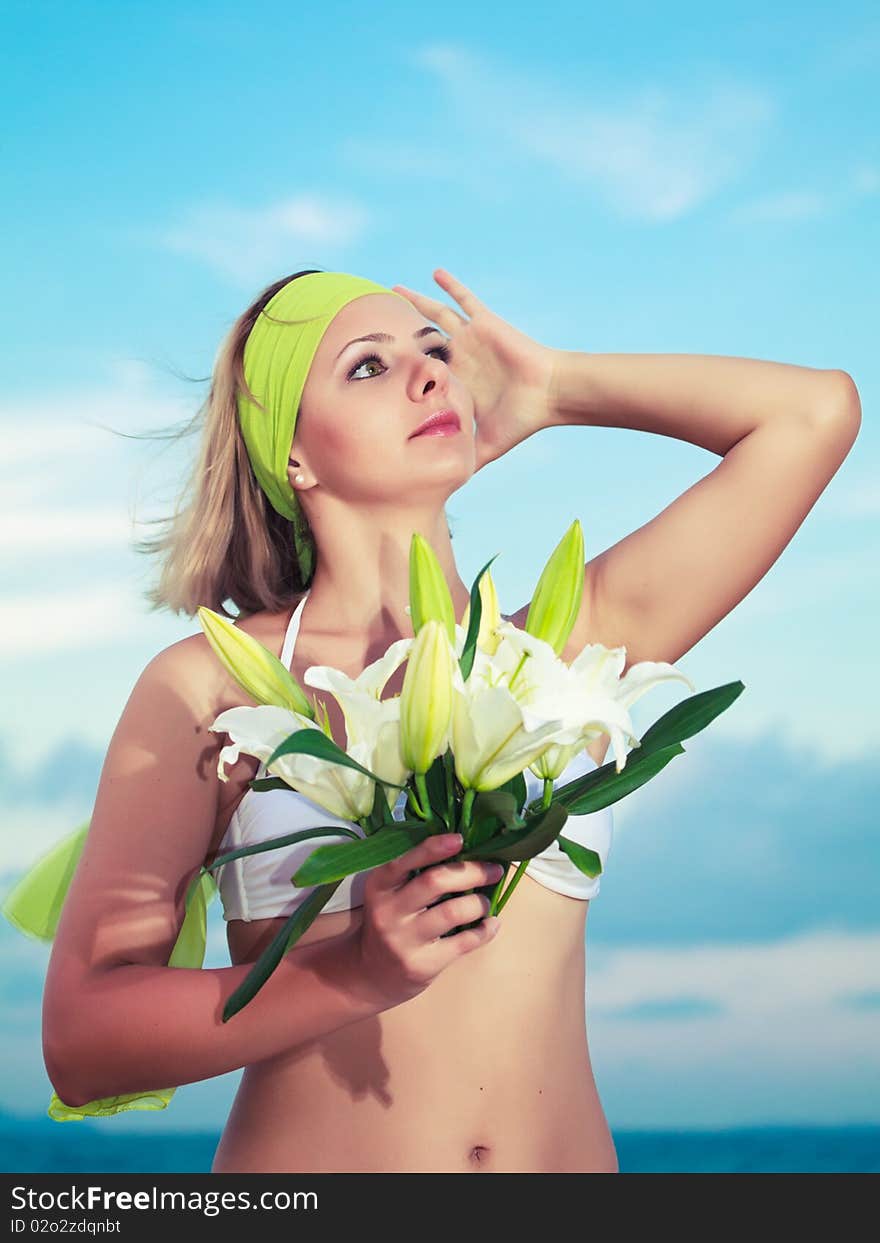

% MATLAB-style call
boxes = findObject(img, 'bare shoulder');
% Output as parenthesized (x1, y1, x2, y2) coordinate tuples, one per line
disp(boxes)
(147, 629, 228, 717)
(158, 599, 299, 717)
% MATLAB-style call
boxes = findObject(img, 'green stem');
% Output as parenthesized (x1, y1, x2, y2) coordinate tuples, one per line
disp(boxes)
(492, 860, 527, 914)
(414, 771, 443, 833)
(490, 779, 554, 915)
(443, 750, 454, 827)
(460, 787, 476, 841)
(407, 778, 429, 821)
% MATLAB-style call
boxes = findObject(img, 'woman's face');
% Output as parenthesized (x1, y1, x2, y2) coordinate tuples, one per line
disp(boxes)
(291, 292, 475, 506)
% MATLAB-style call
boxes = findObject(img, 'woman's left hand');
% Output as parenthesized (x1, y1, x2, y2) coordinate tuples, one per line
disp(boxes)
(391, 269, 558, 473)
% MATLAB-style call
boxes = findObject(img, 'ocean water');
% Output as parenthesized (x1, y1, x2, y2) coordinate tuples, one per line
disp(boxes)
(0, 1112, 877, 1173)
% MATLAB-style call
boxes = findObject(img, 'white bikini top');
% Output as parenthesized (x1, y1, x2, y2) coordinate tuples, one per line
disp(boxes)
(214, 591, 614, 922)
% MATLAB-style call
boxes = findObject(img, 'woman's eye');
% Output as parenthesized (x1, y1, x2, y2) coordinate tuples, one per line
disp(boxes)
(347, 353, 384, 380)
(347, 342, 452, 381)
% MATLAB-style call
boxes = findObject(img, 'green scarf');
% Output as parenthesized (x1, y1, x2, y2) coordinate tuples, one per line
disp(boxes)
(238, 270, 409, 586)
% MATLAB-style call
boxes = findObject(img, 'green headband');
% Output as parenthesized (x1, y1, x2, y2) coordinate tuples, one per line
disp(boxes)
(237, 271, 410, 587)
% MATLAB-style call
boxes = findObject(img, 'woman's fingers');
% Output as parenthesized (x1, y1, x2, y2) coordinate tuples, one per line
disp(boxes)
(392, 268, 485, 336)
(431, 267, 484, 318)
(369, 832, 462, 895)
(391, 283, 466, 334)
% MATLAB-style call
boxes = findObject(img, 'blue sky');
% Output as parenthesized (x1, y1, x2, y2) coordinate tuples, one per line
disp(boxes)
(1, 2, 878, 1138)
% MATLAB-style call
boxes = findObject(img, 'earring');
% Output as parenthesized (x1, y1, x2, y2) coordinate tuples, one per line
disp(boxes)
(294, 474, 304, 484)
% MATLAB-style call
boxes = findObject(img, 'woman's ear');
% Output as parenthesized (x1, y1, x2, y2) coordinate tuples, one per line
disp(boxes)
(288, 457, 309, 488)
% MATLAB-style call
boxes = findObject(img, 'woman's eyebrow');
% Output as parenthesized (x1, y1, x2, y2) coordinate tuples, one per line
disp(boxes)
(335, 325, 446, 362)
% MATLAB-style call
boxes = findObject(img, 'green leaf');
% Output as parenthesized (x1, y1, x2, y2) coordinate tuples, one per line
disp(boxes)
(551, 741, 685, 814)
(461, 801, 569, 863)
(424, 752, 452, 829)
(459, 555, 499, 682)
(466, 812, 502, 849)
(222, 880, 344, 1021)
(248, 776, 299, 793)
(496, 769, 528, 817)
(534, 683, 743, 818)
(465, 788, 528, 853)
(203, 824, 362, 875)
(265, 729, 408, 792)
(636, 681, 745, 756)
(472, 789, 522, 831)
(292, 819, 443, 885)
(440, 749, 457, 829)
(557, 833, 602, 879)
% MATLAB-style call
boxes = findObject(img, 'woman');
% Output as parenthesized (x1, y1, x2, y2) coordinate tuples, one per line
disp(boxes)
(40, 267, 860, 1174)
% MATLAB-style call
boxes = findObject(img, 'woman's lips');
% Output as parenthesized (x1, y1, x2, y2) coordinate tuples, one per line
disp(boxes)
(412, 422, 461, 438)
(411, 412, 462, 437)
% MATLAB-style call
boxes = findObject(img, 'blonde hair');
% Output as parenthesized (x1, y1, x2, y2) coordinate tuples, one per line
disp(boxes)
(129, 270, 323, 620)
(123, 267, 456, 621)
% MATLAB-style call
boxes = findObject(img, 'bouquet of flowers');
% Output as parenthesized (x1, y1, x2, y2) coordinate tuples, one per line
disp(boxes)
(197, 519, 744, 1022)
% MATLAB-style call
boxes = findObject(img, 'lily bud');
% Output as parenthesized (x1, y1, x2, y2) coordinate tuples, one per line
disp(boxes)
(525, 519, 585, 655)
(409, 533, 456, 644)
(197, 606, 315, 718)
(460, 568, 502, 655)
(399, 619, 454, 773)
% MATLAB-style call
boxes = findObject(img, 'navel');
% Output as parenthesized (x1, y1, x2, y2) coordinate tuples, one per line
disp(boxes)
(468, 1143, 492, 1169)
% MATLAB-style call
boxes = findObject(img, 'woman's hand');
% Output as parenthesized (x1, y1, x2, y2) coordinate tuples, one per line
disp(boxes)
(355, 832, 505, 1008)
(391, 268, 559, 474)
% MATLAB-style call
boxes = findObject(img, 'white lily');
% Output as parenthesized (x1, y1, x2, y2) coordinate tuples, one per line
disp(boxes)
(487, 619, 696, 776)
(441, 624, 566, 790)
(210, 699, 408, 823)
(299, 634, 416, 817)
(449, 682, 569, 791)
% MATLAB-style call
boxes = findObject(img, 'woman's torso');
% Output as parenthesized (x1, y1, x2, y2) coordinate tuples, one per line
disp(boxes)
(205, 598, 619, 1174)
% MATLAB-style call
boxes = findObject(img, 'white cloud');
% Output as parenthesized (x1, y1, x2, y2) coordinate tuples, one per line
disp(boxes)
(820, 475, 880, 518)
(728, 543, 879, 620)
(728, 163, 879, 225)
(403, 43, 872, 230)
(406, 42, 776, 221)
(0, 582, 142, 658)
(591, 927, 879, 1017)
(138, 194, 372, 284)
(588, 928, 880, 1126)
(0, 802, 95, 875)
(729, 189, 828, 222)
(0, 365, 193, 469)
(0, 418, 114, 470)
(822, 25, 880, 76)
(0, 507, 141, 555)
(851, 164, 880, 196)
(0, 363, 198, 564)
(336, 137, 464, 181)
